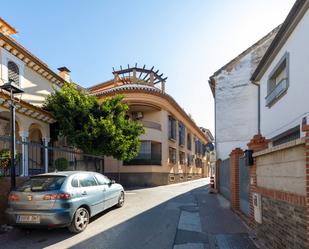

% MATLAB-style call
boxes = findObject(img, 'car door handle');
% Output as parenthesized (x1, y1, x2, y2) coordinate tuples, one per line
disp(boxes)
(81, 191, 87, 195)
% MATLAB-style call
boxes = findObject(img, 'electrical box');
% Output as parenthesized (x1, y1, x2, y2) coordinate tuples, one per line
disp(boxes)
(253, 192, 262, 224)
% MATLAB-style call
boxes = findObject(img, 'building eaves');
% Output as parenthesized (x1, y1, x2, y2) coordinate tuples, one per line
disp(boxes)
(251, 0, 309, 82)
(91, 84, 208, 142)
(0, 33, 68, 87)
(208, 25, 280, 96)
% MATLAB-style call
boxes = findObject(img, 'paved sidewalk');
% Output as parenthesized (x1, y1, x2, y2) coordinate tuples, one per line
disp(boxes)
(173, 184, 263, 249)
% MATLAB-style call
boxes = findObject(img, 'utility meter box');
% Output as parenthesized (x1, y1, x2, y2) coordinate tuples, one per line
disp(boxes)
(253, 193, 262, 224)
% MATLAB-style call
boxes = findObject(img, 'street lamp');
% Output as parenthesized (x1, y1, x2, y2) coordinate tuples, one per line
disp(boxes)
(0, 80, 24, 190)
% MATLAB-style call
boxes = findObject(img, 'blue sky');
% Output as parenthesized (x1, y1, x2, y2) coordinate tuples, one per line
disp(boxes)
(1, 0, 295, 134)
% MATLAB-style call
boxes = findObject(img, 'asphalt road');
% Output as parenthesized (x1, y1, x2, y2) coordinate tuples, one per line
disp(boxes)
(0, 178, 209, 249)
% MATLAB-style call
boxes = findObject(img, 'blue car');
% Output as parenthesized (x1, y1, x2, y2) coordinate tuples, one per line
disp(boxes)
(6, 171, 125, 233)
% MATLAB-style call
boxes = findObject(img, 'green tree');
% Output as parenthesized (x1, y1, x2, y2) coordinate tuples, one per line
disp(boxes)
(44, 83, 144, 161)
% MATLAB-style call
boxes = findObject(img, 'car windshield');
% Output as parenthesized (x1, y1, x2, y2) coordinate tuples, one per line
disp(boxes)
(17, 176, 66, 192)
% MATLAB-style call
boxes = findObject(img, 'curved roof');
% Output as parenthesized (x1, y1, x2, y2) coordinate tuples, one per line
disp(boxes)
(251, 0, 309, 81)
(91, 83, 208, 141)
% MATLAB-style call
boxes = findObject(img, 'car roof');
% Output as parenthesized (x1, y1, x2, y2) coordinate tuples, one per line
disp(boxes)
(32, 171, 99, 177)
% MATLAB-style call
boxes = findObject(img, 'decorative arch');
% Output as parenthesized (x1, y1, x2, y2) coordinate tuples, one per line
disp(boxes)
(8, 61, 20, 85)
(0, 110, 21, 138)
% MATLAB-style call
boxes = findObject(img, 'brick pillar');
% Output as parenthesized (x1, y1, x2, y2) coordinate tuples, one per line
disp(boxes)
(229, 148, 243, 211)
(302, 124, 309, 247)
(216, 159, 221, 193)
(247, 134, 269, 227)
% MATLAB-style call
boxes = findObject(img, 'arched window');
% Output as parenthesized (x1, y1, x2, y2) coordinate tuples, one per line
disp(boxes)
(8, 61, 20, 85)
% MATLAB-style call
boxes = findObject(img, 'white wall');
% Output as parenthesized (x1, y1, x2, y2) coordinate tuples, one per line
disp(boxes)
(0, 47, 56, 107)
(260, 10, 309, 139)
(214, 36, 275, 160)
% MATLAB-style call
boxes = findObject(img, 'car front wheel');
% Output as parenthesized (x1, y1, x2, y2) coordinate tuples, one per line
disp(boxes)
(68, 207, 89, 233)
(116, 191, 125, 208)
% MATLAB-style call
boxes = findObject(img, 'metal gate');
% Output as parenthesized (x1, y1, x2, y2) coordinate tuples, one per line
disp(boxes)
(219, 158, 230, 200)
(239, 157, 250, 216)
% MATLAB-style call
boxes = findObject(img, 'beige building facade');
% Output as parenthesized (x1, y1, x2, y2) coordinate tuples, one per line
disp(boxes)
(89, 67, 210, 186)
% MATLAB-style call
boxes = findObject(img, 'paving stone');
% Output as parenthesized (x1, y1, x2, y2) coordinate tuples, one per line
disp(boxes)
(215, 233, 257, 249)
(173, 243, 205, 249)
(178, 211, 202, 232)
(175, 229, 209, 245)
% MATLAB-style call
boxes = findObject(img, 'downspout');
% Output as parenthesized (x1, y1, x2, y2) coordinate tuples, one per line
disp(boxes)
(258, 84, 261, 134)
(252, 80, 261, 134)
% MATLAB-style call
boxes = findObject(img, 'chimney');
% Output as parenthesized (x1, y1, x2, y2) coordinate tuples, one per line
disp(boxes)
(57, 67, 71, 82)
(0, 18, 17, 36)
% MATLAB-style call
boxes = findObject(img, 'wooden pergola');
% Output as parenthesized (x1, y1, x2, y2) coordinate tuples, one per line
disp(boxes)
(112, 64, 168, 92)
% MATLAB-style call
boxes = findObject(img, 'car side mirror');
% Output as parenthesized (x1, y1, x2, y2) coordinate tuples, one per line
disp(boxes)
(109, 180, 115, 185)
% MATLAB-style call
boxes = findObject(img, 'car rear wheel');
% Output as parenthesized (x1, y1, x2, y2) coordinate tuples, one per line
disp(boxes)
(116, 191, 125, 208)
(68, 207, 89, 233)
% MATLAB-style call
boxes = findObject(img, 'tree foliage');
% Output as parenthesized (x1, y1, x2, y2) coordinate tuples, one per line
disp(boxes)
(44, 83, 144, 161)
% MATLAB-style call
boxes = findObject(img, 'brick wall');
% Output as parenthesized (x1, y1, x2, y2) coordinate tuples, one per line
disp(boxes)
(257, 196, 307, 249)
(229, 148, 243, 211)
(0, 177, 27, 224)
(303, 124, 309, 247)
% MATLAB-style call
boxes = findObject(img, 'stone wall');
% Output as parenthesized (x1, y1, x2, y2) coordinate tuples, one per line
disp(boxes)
(0, 177, 27, 224)
(257, 196, 307, 249)
(105, 172, 202, 187)
(255, 140, 306, 195)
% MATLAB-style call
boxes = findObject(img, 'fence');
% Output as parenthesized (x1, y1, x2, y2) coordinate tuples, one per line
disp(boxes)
(0, 135, 104, 177)
(239, 156, 250, 216)
(219, 158, 230, 200)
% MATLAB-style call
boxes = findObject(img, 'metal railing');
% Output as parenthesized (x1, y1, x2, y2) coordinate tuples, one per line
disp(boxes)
(266, 79, 288, 107)
(124, 152, 162, 165)
(0, 135, 104, 177)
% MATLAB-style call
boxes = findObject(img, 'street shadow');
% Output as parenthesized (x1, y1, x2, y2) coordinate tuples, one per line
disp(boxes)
(0, 182, 210, 249)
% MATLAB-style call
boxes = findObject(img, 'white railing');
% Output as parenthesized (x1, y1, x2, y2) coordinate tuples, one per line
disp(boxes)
(265, 79, 288, 107)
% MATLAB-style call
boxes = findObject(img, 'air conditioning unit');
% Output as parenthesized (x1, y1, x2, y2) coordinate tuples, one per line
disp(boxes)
(253, 193, 262, 224)
(300, 114, 309, 138)
(132, 112, 143, 120)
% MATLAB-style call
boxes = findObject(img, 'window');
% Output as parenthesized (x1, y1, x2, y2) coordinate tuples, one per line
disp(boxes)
(195, 158, 203, 168)
(266, 52, 289, 107)
(169, 147, 176, 164)
(272, 125, 300, 146)
(95, 174, 110, 185)
(168, 116, 176, 140)
(187, 133, 192, 150)
(8, 61, 20, 86)
(124, 141, 162, 165)
(71, 177, 79, 187)
(17, 176, 66, 192)
(178, 122, 185, 146)
(79, 174, 98, 187)
(179, 151, 186, 165)
(187, 154, 193, 166)
(195, 138, 202, 155)
(136, 141, 151, 160)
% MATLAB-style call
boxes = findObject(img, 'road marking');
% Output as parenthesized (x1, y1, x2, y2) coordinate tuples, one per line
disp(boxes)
(125, 192, 136, 195)
(178, 211, 202, 232)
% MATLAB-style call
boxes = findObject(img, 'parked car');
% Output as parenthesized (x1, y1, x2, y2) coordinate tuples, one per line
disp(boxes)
(6, 171, 125, 233)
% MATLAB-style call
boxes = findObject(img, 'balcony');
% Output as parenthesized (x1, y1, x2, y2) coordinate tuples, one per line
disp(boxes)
(141, 120, 161, 131)
(265, 79, 288, 107)
(124, 153, 162, 165)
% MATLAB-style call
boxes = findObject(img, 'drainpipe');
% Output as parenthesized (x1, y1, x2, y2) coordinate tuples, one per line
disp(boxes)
(258, 84, 261, 134)
(252, 80, 261, 134)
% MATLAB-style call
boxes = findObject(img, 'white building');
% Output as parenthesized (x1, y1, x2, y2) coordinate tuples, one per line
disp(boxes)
(251, 0, 309, 143)
(209, 28, 278, 160)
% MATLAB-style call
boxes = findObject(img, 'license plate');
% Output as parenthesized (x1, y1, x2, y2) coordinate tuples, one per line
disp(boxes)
(16, 215, 40, 224)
